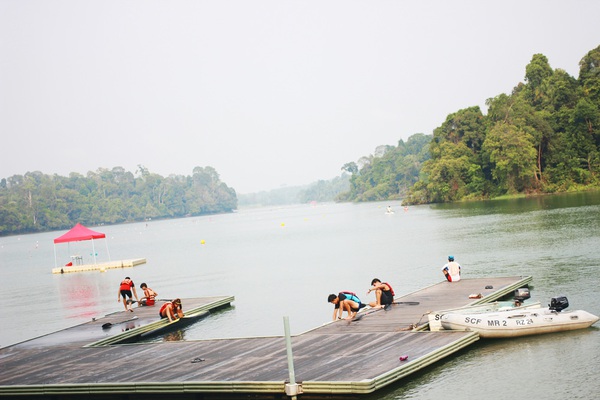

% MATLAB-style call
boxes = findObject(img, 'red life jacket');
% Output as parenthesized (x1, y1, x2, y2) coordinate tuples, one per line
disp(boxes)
(119, 279, 133, 291)
(383, 282, 395, 297)
(159, 302, 170, 316)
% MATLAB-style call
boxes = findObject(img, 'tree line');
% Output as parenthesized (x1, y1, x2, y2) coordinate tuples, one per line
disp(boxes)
(0, 166, 237, 236)
(238, 175, 350, 207)
(339, 45, 600, 204)
(4, 47, 599, 235)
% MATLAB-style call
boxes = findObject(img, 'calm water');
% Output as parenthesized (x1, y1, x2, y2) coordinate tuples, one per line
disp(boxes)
(1, 192, 599, 399)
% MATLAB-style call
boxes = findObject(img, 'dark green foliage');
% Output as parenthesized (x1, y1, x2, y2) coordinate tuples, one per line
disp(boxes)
(340, 45, 600, 204)
(0, 166, 237, 236)
(338, 133, 431, 202)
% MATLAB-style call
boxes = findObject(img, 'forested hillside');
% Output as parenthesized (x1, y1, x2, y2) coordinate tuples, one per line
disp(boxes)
(337, 133, 431, 201)
(340, 45, 600, 204)
(0, 166, 237, 236)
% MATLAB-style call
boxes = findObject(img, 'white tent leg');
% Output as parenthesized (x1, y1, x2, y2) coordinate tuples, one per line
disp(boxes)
(92, 239, 97, 265)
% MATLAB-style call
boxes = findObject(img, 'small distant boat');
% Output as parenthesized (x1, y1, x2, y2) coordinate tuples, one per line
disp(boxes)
(440, 296, 599, 338)
(428, 300, 541, 331)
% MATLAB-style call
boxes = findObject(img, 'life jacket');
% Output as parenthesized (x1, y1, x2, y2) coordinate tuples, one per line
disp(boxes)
(119, 279, 133, 291)
(383, 282, 395, 297)
(339, 291, 362, 304)
(159, 302, 170, 316)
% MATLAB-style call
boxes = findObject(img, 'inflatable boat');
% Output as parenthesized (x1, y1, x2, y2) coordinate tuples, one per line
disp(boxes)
(441, 295, 599, 338)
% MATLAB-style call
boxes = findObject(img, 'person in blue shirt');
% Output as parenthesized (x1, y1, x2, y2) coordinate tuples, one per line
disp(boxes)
(327, 291, 366, 320)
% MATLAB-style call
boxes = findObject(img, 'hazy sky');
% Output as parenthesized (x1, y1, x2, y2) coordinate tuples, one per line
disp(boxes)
(1, 1, 599, 193)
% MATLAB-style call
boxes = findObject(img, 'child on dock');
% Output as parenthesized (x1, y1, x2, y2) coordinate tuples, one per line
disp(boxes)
(367, 279, 395, 309)
(159, 298, 184, 322)
(328, 292, 366, 320)
(139, 283, 157, 306)
(117, 277, 139, 312)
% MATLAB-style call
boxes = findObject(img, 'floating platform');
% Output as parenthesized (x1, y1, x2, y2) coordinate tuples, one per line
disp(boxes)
(0, 276, 532, 399)
(51, 258, 147, 274)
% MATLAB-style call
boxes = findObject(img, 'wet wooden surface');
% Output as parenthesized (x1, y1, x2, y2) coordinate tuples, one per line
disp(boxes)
(0, 276, 531, 397)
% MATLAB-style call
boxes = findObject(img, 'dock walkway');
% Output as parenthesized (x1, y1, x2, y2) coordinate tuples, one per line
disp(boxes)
(0, 276, 531, 399)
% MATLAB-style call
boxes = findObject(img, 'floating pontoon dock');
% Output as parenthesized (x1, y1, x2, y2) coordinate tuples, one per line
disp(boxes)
(51, 258, 147, 274)
(0, 276, 532, 399)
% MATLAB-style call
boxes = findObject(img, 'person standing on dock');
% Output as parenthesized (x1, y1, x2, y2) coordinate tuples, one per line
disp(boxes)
(117, 277, 139, 312)
(442, 255, 461, 282)
(159, 298, 184, 322)
(328, 292, 366, 320)
(139, 283, 157, 306)
(367, 279, 395, 309)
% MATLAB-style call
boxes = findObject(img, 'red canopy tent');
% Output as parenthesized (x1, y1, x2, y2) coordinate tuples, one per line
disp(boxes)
(53, 223, 111, 267)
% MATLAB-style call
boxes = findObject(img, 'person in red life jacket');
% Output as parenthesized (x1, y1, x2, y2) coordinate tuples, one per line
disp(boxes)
(159, 298, 184, 322)
(327, 291, 366, 320)
(117, 276, 139, 312)
(367, 278, 395, 309)
(139, 283, 157, 306)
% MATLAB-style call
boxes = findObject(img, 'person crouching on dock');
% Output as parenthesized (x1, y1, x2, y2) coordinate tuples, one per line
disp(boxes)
(328, 292, 366, 320)
(117, 276, 139, 312)
(159, 298, 184, 322)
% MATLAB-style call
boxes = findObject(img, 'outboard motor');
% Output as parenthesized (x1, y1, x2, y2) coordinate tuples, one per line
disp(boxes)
(549, 295, 569, 312)
(514, 288, 531, 301)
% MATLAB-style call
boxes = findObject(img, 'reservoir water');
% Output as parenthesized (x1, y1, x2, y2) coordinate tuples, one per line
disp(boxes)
(1, 192, 599, 399)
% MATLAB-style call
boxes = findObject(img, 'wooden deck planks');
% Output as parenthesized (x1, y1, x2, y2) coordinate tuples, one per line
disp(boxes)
(0, 276, 531, 398)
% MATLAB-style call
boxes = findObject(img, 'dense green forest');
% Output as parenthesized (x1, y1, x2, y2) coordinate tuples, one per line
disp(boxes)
(0, 166, 237, 236)
(336, 134, 431, 201)
(340, 45, 600, 203)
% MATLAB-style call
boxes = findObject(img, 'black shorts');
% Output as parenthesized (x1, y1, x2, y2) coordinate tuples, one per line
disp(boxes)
(381, 291, 393, 305)
(352, 303, 367, 312)
(120, 290, 132, 299)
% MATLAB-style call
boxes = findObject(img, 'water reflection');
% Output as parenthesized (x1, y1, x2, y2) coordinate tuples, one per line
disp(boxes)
(432, 190, 600, 216)
(164, 330, 185, 342)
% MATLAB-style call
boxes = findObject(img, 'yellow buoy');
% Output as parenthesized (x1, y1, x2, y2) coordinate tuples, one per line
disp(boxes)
(201, 239, 206, 245)
(281, 223, 285, 227)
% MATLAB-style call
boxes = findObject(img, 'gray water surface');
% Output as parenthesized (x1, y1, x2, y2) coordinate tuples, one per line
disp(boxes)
(1, 192, 599, 399)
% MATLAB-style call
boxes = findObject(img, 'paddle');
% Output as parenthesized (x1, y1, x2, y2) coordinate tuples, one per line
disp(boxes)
(350, 302, 418, 322)
(129, 298, 173, 304)
(350, 306, 386, 322)
(102, 316, 138, 329)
